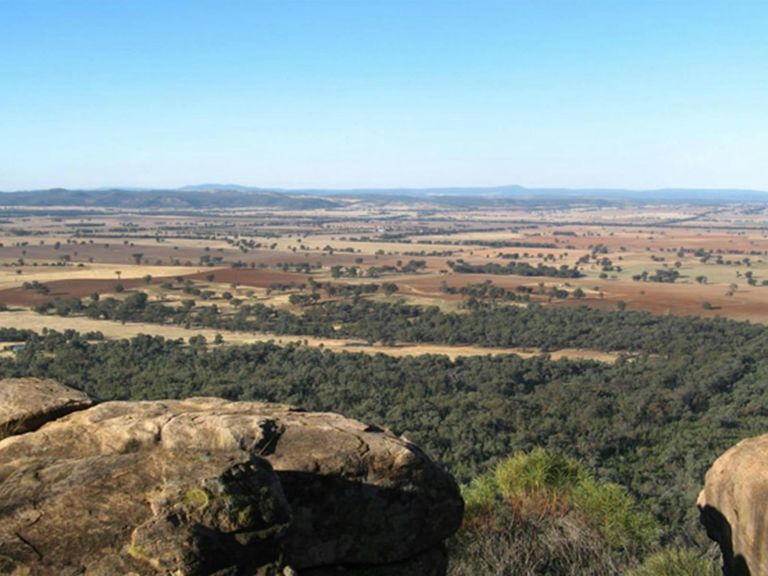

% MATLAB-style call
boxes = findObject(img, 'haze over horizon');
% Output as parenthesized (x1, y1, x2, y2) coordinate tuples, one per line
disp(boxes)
(4, 183, 768, 196)
(2, 0, 767, 191)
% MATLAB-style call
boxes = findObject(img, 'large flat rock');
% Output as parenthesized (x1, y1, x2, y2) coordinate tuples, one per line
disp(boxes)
(0, 388, 463, 575)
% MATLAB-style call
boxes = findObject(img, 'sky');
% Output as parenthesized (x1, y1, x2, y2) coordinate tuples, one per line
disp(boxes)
(1, 0, 767, 191)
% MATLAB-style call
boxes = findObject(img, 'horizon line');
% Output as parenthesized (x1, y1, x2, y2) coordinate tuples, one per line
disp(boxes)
(2, 184, 768, 195)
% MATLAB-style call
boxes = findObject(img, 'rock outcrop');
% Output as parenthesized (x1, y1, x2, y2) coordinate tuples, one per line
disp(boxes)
(0, 377, 93, 435)
(698, 434, 768, 576)
(0, 379, 463, 575)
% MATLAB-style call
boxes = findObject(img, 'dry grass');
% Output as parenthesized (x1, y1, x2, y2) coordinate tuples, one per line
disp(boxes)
(0, 264, 204, 290)
(448, 510, 623, 576)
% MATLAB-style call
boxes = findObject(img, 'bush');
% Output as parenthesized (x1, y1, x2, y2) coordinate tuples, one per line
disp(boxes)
(627, 548, 719, 576)
(450, 449, 662, 575)
(571, 478, 659, 553)
(462, 472, 497, 516)
(491, 449, 658, 553)
(495, 448, 585, 504)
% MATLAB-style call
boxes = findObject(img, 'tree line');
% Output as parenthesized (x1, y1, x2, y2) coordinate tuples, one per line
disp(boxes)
(36, 292, 768, 358)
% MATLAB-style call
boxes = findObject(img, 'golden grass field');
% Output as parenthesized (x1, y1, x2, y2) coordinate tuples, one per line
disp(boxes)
(0, 263, 205, 290)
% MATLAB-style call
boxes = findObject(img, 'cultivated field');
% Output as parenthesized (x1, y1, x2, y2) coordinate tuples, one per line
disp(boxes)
(2, 198, 768, 355)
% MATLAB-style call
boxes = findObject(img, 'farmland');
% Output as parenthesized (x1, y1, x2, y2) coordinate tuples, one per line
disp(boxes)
(1, 197, 768, 334)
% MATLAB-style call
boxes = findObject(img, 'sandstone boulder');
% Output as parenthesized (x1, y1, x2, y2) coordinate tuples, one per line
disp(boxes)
(0, 382, 463, 575)
(698, 433, 768, 576)
(0, 377, 92, 436)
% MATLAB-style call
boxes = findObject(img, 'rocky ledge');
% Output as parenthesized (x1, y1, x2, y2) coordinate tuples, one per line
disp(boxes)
(0, 377, 93, 436)
(0, 379, 463, 575)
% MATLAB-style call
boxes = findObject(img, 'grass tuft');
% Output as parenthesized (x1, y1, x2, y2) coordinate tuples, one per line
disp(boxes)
(627, 548, 720, 576)
(449, 448, 671, 575)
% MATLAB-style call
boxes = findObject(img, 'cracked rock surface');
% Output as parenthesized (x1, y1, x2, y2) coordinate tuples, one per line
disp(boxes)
(0, 379, 463, 575)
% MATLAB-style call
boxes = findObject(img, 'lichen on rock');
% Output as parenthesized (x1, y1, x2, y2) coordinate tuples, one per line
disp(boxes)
(0, 379, 463, 575)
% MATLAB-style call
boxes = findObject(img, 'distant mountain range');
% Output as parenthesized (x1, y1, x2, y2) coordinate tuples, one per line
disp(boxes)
(0, 188, 339, 210)
(180, 183, 768, 202)
(0, 184, 766, 209)
(284, 185, 768, 206)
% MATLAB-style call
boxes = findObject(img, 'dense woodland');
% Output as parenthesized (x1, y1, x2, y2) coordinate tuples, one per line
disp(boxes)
(38, 292, 768, 356)
(447, 260, 583, 277)
(3, 299, 768, 548)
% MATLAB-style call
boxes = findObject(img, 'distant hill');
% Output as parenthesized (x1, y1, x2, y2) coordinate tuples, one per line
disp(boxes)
(1, 184, 766, 209)
(0, 188, 340, 209)
(286, 185, 768, 204)
(184, 184, 768, 205)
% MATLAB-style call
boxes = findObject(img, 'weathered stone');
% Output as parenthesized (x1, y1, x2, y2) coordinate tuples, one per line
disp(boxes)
(698, 433, 768, 576)
(0, 378, 92, 436)
(128, 453, 290, 575)
(266, 409, 463, 568)
(0, 436, 289, 574)
(0, 383, 463, 575)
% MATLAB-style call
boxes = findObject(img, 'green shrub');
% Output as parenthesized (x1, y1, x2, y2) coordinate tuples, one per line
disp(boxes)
(462, 471, 497, 516)
(495, 448, 585, 503)
(571, 478, 660, 553)
(491, 449, 659, 554)
(627, 548, 719, 576)
(449, 449, 663, 575)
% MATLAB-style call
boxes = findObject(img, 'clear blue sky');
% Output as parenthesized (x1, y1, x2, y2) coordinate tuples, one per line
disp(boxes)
(1, 0, 767, 190)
